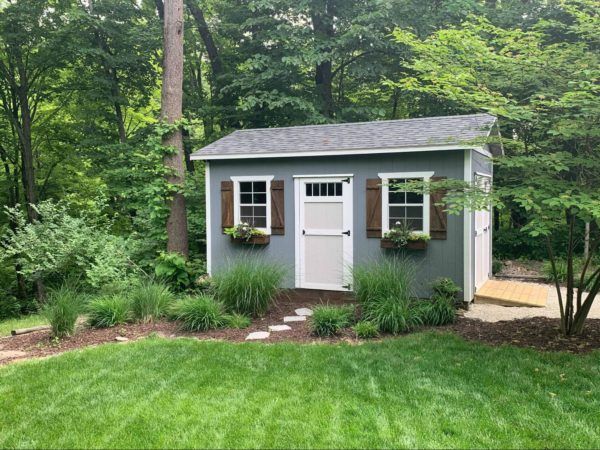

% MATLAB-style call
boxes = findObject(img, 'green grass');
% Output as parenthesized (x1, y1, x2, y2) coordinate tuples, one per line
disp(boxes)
(0, 314, 47, 337)
(1, 334, 599, 448)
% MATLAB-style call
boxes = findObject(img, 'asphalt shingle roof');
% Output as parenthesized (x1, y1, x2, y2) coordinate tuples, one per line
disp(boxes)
(192, 113, 497, 159)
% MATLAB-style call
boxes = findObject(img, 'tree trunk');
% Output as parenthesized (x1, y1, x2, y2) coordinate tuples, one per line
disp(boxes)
(311, 0, 335, 119)
(161, 0, 189, 257)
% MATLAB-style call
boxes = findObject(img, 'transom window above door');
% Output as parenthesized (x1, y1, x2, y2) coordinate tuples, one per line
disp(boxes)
(305, 182, 342, 197)
(379, 171, 434, 234)
(231, 176, 274, 232)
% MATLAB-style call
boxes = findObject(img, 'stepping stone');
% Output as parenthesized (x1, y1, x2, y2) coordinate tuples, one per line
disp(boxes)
(283, 316, 306, 323)
(268, 325, 292, 332)
(0, 350, 27, 360)
(245, 331, 270, 340)
(295, 308, 313, 316)
(115, 336, 129, 342)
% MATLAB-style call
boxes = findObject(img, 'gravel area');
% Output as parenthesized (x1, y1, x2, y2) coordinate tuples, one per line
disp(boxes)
(466, 283, 600, 322)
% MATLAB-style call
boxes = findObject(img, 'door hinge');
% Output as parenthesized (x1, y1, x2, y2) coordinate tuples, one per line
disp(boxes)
(341, 177, 351, 184)
(342, 284, 352, 290)
(342, 230, 351, 236)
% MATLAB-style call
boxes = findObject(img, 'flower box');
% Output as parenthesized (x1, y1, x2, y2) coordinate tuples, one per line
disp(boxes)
(380, 238, 427, 250)
(231, 235, 270, 245)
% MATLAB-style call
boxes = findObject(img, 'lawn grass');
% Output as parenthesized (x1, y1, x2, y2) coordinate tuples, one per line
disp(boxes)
(1, 333, 599, 448)
(0, 314, 47, 337)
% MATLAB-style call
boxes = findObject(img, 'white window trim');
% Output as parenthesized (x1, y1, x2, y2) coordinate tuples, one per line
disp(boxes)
(378, 171, 434, 236)
(231, 175, 274, 234)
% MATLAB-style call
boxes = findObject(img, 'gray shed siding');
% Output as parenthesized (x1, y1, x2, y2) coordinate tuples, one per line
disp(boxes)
(208, 150, 467, 299)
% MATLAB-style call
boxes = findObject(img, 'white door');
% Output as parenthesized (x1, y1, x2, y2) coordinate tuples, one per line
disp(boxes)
(296, 176, 353, 291)
(474, 174, 492, 289)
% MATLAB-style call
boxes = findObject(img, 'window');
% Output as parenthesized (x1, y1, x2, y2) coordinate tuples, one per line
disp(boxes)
(306, 182, 342, 197)
(379, 172, 434, 234)
(231, 176, 273, 232)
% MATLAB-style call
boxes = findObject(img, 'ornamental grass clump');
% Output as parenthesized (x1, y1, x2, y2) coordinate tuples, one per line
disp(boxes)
(130, 281, 175, 323)
(311, 305, 355, 337)
(213, 256, 286, 317)
(225, 313, 252, 329)
(168, 295, 226, 331)
(353, 256, 421, 334)
(352, 320, 379, 339)
(43, 285, 81, 338)
(87, 295, 132, 328)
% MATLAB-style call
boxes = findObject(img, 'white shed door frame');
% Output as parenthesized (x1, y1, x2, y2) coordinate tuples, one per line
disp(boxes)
(294, 175, 353, 291)
(474, 173, 492, 290)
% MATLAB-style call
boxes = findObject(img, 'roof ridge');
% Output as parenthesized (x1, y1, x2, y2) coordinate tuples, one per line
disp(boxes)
(230, 113, 496, 134)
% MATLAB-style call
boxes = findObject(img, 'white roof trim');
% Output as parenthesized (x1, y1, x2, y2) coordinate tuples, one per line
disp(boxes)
(191, 144, 488, 161)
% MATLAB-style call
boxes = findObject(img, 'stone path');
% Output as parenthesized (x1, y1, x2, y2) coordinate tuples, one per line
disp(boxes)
(0, 350, 27, 361)
(246, 308, 313, 341)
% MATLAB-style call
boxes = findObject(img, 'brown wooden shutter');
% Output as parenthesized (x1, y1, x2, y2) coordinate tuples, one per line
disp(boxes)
(221, 180, 234, 232)
(430, 176, 447, 240)
(270, 180, 284, 235)
(366, 178, 382, 238)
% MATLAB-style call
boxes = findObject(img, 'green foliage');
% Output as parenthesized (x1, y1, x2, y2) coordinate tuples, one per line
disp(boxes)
(169, 295, 226, 331)
(224, 223, 266, 241)
(492, 259, 503, 275)
(154, 252, 194, 291)
(213, 256, 286, 317)
(224, 313, 252, 329)
(431, 277, 461, 300)
(129, 281, 174, 323)
(311, 305, 355, 337)
(87, 295, 132, 328)
(353, 256, 416, 307)
(352, 320, 379, 339)
(42, 286, 80, 338)
(419, 295, 457, 326)
(0, 293, 21, 320)
(365, 296, 423, 334)
(383, 221, 431, 247)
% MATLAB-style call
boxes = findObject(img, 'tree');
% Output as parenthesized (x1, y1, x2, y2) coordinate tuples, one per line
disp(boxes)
(161, 0, 189, 257)
(391, 0, 600, 335)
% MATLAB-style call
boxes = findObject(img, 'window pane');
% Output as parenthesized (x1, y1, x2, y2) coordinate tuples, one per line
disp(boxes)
(406, 219, 423, 230)
(252, 181, 266, 192)
(239, 182, 252, 193)
(240, 193, 253, 204)
(312, 183, 320, 196)
(389, 190, 405, 204)
(253, 206, 266, 217)
(306, 183, 312, 196)
(253, 217, 267, 228)
(406, 192, 423, 204)
(241, 216, 252, 224)
(327, 183, 334, 196)
(389, 206, 406, 219)
(389, 218, 405, 229)
(253, 193, 267, 204)
(320, 183, 327, 194)
(240, 206, 253, 216)
(406, 206, 423, 218)
(335, 183, 342, 196)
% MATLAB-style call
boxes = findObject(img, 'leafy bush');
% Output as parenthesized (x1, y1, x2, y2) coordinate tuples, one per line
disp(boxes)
(154, 252, 195, 291)
(168, 295, 226, 331)
(419, 295, 457, 326)
(352, 320, 379, 339)
(87, 295, 132, 328)
(310, 305, 354, 337)
(213, 256, 286, 317)
(225, 313, 252, 329)
(42, 286, 80, 338)
(431, 277, 461, 301)
(364, 296, 423, 334)
(130, 281, 174, 323)
(0, 294, 21, 320)
(542, 258, 597, 286)
(492, 259, 503, 275)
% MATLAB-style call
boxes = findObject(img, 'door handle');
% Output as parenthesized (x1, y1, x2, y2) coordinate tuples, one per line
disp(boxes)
(302, 229, 306, 235)
(342, 230, 351, 236)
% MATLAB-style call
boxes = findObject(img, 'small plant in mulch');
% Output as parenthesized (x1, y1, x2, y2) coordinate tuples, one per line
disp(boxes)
(353, 321, 379, 339)
(168, 295, 227, 332)
(311, 305, 355, 337)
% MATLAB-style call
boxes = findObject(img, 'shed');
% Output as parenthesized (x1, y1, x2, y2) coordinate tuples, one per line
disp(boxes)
(191, 113, 500, 301)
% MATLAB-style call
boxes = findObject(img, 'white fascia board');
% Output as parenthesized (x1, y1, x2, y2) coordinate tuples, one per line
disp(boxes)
(190, 144, 486, 161)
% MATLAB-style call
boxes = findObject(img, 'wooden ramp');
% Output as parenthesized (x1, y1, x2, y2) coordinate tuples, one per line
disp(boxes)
(474, 279, 548, 307)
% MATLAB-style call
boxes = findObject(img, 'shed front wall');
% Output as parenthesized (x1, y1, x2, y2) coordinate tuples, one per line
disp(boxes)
(208, 151, 465, 299)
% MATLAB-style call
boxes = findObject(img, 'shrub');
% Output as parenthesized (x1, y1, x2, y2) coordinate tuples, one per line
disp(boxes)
(431, 277, 461, 300)
(0, 294, 21, 320)
(492, 259, 503, 275)
(213, 256, 286, 317)
(352, 320, 379, 339)
(363, 296, 422, 334)
(130, 281, 174, 323)
(168, 295, 226, 331)
(225, 313, 252, 329)
(311, 305, 354, 337)
(87, 295, 132, 328)
(42, 286, 80, 338)
(541, 258, 597, 285)
(419, 295, 456, 326)
(154, 252, 195, 291)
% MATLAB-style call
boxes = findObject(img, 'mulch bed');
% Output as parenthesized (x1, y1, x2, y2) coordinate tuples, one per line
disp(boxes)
(2, 289, 599, 365)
